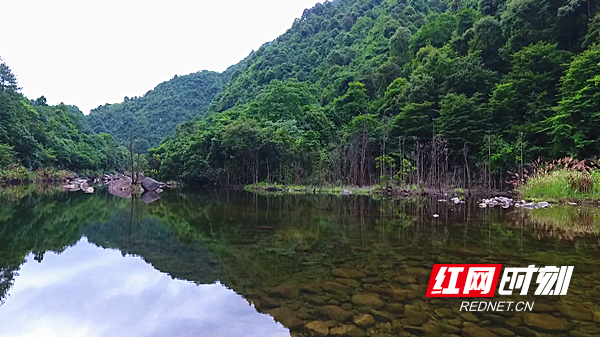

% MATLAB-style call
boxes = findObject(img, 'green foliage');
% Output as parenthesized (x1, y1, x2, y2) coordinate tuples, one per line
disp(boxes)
(143, 0, 600, 187)
(88, 70, 232, 147)
(551, 43, 600, 158)
(409, 13, 457, 53)
(0, 57, 130, 175)
(0, 143, 15, 168)
(4, 0, 596, 189)
(0, 164, 32, 184)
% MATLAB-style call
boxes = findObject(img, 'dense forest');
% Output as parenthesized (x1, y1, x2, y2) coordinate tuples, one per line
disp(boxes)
(144, 0, 600, 188)
(87, 61, 247, 148)
(4, 0, 600, 189)
(0, 57, 129, 180)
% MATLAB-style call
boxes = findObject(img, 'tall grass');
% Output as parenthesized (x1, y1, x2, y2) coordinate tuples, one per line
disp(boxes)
(520, 170, 600, 201)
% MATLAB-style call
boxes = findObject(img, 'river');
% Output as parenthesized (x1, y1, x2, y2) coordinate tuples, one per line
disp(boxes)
(0, 186, 598, 336)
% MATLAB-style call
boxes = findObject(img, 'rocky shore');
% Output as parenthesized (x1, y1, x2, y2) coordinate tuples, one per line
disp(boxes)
(62, 173, 172, 203)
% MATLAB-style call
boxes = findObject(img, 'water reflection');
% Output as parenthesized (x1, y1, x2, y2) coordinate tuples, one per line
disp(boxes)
(0, 238, 288, 337)
(0, 187, 599, 337)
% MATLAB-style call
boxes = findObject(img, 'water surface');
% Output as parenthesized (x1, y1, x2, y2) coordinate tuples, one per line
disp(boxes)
(0, 187, 598, 336)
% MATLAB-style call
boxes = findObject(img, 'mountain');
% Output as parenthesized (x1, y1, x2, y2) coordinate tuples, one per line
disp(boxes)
(0, 58, 129, 176)
(87, 61, 247, 148)
(115, 0, 600, 187)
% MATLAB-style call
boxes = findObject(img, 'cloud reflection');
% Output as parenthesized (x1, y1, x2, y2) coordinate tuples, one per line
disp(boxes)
(0, 238, 289, 337)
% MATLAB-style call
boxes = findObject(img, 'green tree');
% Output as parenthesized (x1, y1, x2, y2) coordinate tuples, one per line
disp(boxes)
(550, 43, 600, 157)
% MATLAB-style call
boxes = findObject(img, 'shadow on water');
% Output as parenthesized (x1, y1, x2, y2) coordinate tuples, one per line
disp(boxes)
(0, 186, 599, 336)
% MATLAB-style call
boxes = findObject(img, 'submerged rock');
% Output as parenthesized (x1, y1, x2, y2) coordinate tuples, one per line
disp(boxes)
(321, 281, 350, 294)
(270, 284, 299, 299)
(555, 303, 594, 322)
(523, 313, 572, 332)
(384, 288, 418, 301)
(385, 303, 404, 315)
(305, 321, 329, 337)
(489, 327, 515, 337)
(268, 306, 296, 323)
(353, 313, 375, 328)
(321, 305, 353, 322)
(330, 325, 365, 337)
(332, 267, 366, 280)
(352, 293, 384, 309)
(336, 278, 361, 288)
(371, 309, 395, 322)
(434, 308, 455, 319)
(462, 326, 499, 337)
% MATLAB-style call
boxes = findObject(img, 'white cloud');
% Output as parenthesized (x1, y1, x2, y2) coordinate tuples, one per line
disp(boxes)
(1, 0, 320, 113)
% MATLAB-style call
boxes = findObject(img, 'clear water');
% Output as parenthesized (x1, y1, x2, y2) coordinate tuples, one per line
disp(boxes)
(0, 186, 598, 336)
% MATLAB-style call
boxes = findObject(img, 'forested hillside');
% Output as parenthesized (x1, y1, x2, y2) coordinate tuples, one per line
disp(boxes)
(0, 58, 129, 179)
(87, 62, 246, 147)
(147, 0, 600, 188)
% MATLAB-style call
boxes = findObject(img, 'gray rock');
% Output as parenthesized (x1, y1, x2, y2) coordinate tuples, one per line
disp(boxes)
(141, 177, 161, 191)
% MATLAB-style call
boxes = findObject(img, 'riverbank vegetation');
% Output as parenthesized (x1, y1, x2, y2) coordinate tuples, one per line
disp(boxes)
(0, 57, 130, 181)
(5, 0, 600, 199)
(519, 158, 600, 202)
(245, 182, 379, 195)
(144, 0, 600, 195)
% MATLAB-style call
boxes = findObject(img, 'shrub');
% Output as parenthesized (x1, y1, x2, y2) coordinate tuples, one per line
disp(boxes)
(568, 172, 594, 194)
(0, 164, 32, 184)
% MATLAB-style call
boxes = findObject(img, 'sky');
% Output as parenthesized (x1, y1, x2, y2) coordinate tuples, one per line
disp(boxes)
(2, 0, 320, 114)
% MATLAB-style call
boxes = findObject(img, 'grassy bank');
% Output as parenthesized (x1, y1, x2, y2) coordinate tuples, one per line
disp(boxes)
(519, 170, 600, 202)
(245, 182, 374, 195)
(0, 165, 74, 185)
(244, 182, 426, 196)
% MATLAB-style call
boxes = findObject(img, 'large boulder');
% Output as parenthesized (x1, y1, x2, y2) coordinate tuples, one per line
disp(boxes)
(141, 177, 160, 191)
